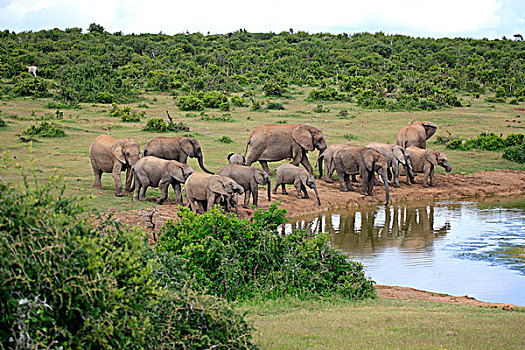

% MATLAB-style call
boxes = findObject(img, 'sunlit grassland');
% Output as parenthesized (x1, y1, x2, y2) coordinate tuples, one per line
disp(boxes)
(1, 87, 524, 212)
(240, 298, 525, 350)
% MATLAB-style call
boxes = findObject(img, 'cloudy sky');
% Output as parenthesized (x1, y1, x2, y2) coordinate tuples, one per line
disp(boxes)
(0, 0, 524, 39)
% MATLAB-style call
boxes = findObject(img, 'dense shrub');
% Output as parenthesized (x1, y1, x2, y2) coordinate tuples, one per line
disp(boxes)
(217, 135, 233, 143)
(502, 143, 525, 164)
(0, 118, 5, 127)
(177, 95, 205, 111)
(143, 117, 189, 132)
(0, 166, 255, 349)
(231, 95, 246, 107)
(158, 205, 376, 301)
(21, 121, 65, 138)
(267, 102, 285, 110)
(109, 103, 144, 122)
(96, 91, 115, 103)
(12, 75, 49, 97)
(308, 87, 344, 101)
(262, 81, 286, 96)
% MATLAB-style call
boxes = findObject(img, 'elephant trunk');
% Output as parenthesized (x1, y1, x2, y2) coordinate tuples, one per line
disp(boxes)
(197, 152, 214, 174)
(125, 167, 134, 192)
(317, 154, 324, 178)
(311, 183, 321, 206)
(381, 169, 390, 205)
(267, 178, 272, 201)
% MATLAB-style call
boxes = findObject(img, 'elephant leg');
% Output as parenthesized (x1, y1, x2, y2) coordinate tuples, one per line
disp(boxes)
(172, 182, 183, 204)
(124, 167, 133, 194)
(429, 167, 435, 187)
(140, 185, 148, 201)
(251, 185, 259, 207)
(337, 172, 348, 192)
(293, 179, 303, 198)
(157, 180, 170, 204)
(301, 184, 310, 198)
(91, 159, 103, 190)
(133, 181, 141, 201)
(112, 163, 123, 197)
(272, 181, 279, 194)
(207, 193, 217, 212)
(259, 161, 271, 175)
(243, 189, 251, 208)
(298, 151, 315, 176)
(423, 164, 432, 187)
(281, 184, 288, 195)
(188, 197, 198, 213)
(392, 164, 400, 187)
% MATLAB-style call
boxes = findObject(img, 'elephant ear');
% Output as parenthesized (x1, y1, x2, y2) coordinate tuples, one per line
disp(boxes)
(254, 170, 268, 185)
(112, 141, 126, 164)
(392, 146, 406, 165)
(179, 137, 196, 157)
(425, 150, 439, 166)
(208, 178, 229, 196)
(361, 149, 375, 172)
(168, 163, 186, 182)
(291, 125, 314, 151)
(421, 121, 437, 140)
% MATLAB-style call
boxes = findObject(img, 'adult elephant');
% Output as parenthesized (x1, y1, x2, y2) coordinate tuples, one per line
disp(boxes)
(184, 173, 244, 214)
(333, 145, 390, 205)
(244, 124, 327, 176)
(143, 136, 214, 174)
(396, 121, 437, 149)
(89, 135, 140, 196)
(218, 164, 271, 208)
(367, 142, 414, 187)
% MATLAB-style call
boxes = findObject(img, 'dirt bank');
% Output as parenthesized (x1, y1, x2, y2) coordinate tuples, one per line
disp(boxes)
(118, 170, 525, 226)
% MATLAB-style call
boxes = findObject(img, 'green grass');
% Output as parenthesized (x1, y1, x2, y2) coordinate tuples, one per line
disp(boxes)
(0, 89, 524, 212)
(240, 298, 525, 349)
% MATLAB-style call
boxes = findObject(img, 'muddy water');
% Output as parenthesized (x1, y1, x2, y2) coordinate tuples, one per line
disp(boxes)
(284, 198, 525, 305)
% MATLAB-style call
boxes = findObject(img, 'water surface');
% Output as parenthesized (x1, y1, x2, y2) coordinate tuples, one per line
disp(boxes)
(285, 198, 525, 305)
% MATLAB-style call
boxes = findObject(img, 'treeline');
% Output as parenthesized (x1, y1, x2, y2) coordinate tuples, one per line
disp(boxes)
(1, 25, 524, 109)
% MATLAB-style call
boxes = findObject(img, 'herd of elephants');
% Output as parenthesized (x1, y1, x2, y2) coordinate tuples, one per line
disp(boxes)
(89, 121, 452, 213)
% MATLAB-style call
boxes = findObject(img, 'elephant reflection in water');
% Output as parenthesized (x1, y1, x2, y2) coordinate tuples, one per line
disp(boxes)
(305, 206, 450, 254)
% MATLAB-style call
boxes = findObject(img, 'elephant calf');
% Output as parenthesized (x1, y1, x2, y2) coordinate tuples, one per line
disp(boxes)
(405, 147, 452, 187)
(132, 156, 194, 204)
(227, 153, 246, 165)
(184, 173, 244, 214)
(273, 164, 321, 206)
(218, 164, 271, 208)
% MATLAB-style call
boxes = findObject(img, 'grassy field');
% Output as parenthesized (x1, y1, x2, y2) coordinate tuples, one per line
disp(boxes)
(1, 88, 524, 348)
(1, 87, 523, 212)
(240, 298, 525, 349)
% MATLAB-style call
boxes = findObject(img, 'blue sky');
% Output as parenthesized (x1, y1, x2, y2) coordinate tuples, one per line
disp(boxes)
(0, 0, 524, 39)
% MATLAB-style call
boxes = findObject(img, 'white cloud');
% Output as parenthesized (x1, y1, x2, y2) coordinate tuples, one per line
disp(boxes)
(0, 0, 520, 38)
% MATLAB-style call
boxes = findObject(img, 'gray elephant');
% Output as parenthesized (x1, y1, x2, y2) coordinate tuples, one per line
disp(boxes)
(184, 173, 244, 213)
(132, 156, 194, 204)
(333, 145, 390, 205)
(89, 135, 140, 196)
(244, 123, 327, 176)
(367, 142, 414, 187)
(143, 136, 214, 174)
(396, 121, 437, 149)
(218, 164, 271, 208)
(405, 147, 452, 187)
(317, 144, 345, 183)
(273, 164, 321, 206)
(227, 153, 245, 165)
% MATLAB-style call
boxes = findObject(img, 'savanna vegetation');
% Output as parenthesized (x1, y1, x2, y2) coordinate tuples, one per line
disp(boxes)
(1, 25, 524, 349)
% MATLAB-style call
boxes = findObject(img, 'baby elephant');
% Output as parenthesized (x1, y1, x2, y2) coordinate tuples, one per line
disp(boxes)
(218, 164, 271, 208)
(227, 153, 246, 165)
(273, 164, 321, 206)
(184, 173, 244, 213)
(133, 156, 194, 204)
(405, 147, 452, 187)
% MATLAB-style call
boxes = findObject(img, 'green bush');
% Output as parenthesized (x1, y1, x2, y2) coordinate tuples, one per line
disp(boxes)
(231, 95, 246, 107)
(262, 81, 285, 96)
(22, 121, 65, 138)
(158, 205, 376, 301)
(505, 133, 524, 147)
(12, 75, 49, 97)
(96, 91, 115, 103)
(0, 118, 5, 127)
(219, 101, 230, 111)
(502, 144, 525, 164)
(217, 135, 234, 143)
(201, 91, 228, 108)
(313, 104, 330, 113)
(308, 87, 343, 101)
(109, 103, 144, 122)
(177, 95, 205, 111)
(143, 117, 168, 132)
(0, 165, 255, 349)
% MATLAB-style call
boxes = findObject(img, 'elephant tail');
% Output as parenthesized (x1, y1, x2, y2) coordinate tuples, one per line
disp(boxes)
(243, 138, 251, 159)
